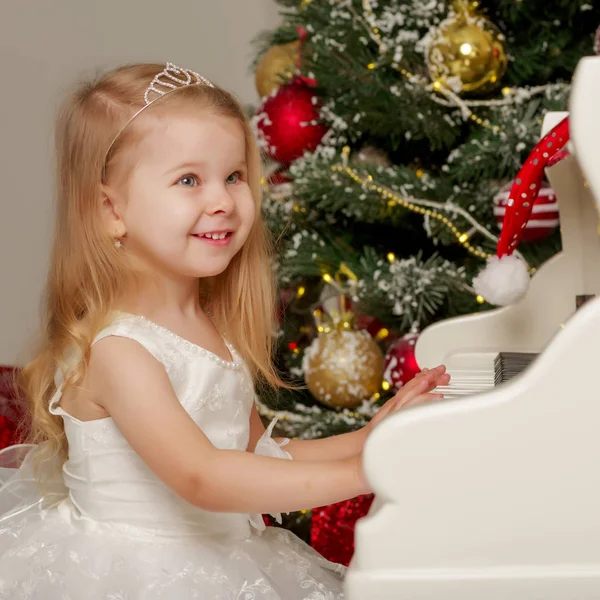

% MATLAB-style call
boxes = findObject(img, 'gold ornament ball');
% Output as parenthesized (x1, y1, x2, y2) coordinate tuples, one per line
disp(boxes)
(427, 10, 507, 94)
(303, 329, 384, 409)
(255, 41, 300, 98)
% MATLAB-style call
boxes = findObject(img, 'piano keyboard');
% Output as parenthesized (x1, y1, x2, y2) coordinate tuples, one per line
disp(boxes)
(494, 352, 538, 385)
(435, 352, 538, 399)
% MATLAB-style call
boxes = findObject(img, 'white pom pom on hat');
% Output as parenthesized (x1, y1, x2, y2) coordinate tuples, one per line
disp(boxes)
(473, 116, 570, 306)
(473, 254, 530, 306)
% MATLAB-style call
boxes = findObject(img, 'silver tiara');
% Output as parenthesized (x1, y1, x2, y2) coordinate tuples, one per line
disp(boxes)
(103, 62, 214, 173)
(144, 62, 213, 104)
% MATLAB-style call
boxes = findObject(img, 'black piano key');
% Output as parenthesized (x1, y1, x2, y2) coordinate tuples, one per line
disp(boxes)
(494, 352, 538, 385)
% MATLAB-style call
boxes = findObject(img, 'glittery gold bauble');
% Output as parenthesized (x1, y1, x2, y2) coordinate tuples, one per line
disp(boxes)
(255, 41, 300, 98)
(427, 5, 507, 94)
(303, 329, 384, 409)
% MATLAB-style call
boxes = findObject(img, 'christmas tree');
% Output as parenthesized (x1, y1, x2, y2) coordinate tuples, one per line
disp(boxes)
(250, 0, 599, 551)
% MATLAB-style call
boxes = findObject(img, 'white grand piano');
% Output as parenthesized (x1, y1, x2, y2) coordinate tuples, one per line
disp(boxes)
(345, 55, 600, 599)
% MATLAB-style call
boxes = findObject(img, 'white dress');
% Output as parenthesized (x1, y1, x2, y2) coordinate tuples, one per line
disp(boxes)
(0, 314, 345, 599)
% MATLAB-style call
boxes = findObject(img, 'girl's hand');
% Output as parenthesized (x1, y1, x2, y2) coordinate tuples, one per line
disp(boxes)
(366, 365, 450, 432)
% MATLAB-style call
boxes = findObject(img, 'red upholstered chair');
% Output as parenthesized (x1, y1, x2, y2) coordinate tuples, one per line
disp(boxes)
(0, 366, 24, 450)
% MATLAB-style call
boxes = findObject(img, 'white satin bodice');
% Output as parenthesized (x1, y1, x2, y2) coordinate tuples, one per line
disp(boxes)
(46, 313, 291, 541)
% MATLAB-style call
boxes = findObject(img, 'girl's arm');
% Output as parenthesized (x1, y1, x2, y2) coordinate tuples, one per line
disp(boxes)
(247, 365, 449, 461)
(90, 337, 369, 516)
(248, 404, 367, 460)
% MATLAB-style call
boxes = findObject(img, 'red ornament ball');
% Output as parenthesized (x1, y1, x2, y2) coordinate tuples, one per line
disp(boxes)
(255, 79, 328, 165)
(383, 333, 421, 390)
(311, 494, 374, 566)
(493, 180, 559, 243)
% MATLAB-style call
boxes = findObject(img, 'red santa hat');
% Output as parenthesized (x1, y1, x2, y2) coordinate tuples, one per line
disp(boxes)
(473, 116, 570, 306)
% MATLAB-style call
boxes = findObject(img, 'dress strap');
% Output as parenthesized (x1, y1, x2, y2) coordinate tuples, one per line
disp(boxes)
(48, 387, 66, 417)
(49, 314, 167, 418)
(90, 313, 166, 366)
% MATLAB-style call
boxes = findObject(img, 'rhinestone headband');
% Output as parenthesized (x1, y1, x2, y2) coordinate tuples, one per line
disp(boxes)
(103, 62, 214, 174)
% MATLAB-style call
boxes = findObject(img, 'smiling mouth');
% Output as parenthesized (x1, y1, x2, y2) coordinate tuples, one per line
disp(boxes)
(194, 232, 232, 240)
(191, 231, 233, 245)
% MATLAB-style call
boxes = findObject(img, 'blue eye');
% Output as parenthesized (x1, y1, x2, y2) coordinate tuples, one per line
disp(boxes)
(226, 171, 240, 184)
(177, 175, 198, 187)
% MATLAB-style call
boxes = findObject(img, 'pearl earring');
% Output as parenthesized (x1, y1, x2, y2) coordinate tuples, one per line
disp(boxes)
(114, 238, 122, 249)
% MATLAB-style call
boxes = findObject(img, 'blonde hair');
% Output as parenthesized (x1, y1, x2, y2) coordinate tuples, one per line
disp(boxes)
(18, 63, 284, 465)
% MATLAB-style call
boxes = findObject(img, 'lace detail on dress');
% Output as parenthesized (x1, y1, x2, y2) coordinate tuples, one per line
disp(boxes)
(205, 384, 227, 412)
(0, 513, 345, 599)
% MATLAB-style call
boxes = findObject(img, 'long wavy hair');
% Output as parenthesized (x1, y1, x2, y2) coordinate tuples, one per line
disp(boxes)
(18, 63, 284, 466)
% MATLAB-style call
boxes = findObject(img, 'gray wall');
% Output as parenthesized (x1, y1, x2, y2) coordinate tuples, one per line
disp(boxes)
(0, 0, 279, 364)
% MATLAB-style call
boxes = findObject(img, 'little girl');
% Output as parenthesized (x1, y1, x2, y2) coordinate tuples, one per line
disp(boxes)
(0, 62, 449, 599)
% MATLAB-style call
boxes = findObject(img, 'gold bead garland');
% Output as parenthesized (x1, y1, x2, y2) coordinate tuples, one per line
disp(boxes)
(331, 163, 494, 260)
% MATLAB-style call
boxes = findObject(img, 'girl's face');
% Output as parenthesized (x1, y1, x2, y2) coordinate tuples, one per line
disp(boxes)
(109, 109, 256, 280)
